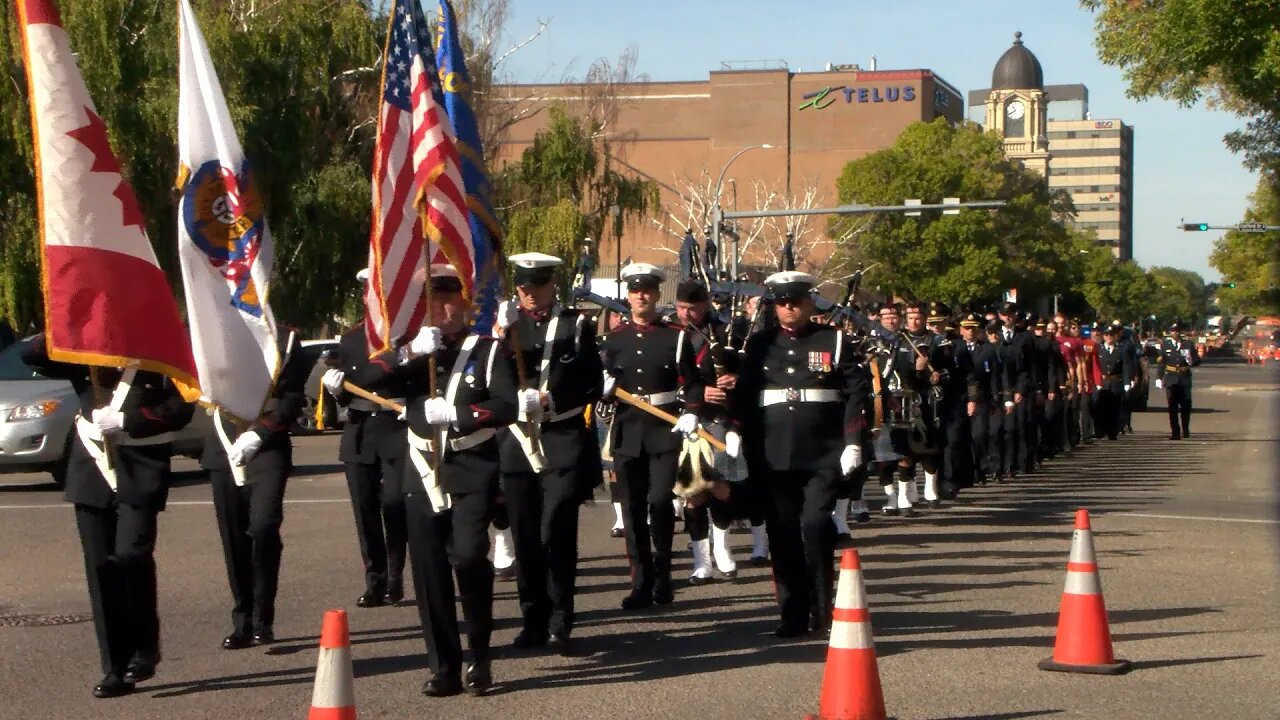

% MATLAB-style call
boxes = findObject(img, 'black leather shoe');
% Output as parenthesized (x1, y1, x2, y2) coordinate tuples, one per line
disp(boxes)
(548, 633, 572, 656)
(1169, 433, 1181, 440)
(494, 566, 516, 582)
(653, 580, 674, 605)
(929, 499, 944, 509)
(511, 629, 548, 649)
(620, 590, 653, 611)
(464, 661, 491, 696)
(252, 629, 274, 646)
(421, 673, 463, 697)
(881, 507, 900, 517)
(93, 673, 134, 699)
(123, 652, 160, 683)
(609, 527, 625, 538)
(357, 592, 386, 608)
(774, 622, 809, 639)
(223, 631, 253, 650)
(385, 582, 404, 604)
(853, 510, 871, 524)
(749, 555, 769, 567)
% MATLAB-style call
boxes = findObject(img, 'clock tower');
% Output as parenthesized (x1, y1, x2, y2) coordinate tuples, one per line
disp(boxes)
(984, 32, 1050, 176)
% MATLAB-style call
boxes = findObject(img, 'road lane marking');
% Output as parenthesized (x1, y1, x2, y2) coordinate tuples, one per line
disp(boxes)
(962, 504, 1278, 525)
(0, 498, 351, 510)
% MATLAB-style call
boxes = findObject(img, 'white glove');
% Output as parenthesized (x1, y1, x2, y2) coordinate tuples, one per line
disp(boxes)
(322, 368, 345, 394)
(1155, 378, 1163, 390)
(409, 326, 443, 356)
(497, 300, 519, 330)
(672, 413, 699, 436)
(228, 430, 263, 466)
(724, 431, 741, 459)
(422, 397, 458, 426)
(518, 388, 543, 417)
(91, 407, 125, 435)
(840, 445, 863, 476)
(81, 418, 104, 442)
(602, 372, 617, 400)
(1123, 383, 1132, 393)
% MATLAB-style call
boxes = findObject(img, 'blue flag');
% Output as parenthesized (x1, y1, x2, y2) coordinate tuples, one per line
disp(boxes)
(435, 0, 502, 333)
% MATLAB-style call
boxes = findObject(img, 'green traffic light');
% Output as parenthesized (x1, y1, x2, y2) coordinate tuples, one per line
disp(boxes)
(1181, 223, 1209, 231)
(1198, 223, 1209, 231)
(1227, 282, 1237, 288)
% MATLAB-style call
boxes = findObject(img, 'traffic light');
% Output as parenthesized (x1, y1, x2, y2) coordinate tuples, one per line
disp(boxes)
(1181, 223, 1210, 231)
(1226, 282, 1237, 288)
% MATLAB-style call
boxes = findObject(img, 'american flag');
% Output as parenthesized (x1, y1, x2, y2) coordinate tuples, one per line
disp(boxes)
(364, 0, 474, 355)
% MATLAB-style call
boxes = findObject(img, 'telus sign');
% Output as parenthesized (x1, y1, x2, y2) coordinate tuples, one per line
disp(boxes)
(799, 85, 917, 110)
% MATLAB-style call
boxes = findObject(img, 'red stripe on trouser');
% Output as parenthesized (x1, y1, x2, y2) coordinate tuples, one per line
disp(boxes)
(817, 648, 886, 720)
(308, 706, 356, 720)
(832, 607, 870, 623)
(1052, 592, 1115, 665)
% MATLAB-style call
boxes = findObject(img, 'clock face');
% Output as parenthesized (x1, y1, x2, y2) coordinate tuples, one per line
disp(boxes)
(1006, 101, 1025, 120)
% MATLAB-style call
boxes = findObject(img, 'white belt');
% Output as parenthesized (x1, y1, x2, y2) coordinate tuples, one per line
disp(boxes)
(631, 390, 678, 406)
(544, 406, 585, 423)
(760, 388, 842, 406)
(76, 417, 173, 447)
(449, 427, 496, 452)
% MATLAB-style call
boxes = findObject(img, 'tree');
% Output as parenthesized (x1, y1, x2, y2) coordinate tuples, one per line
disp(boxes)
(0, 0, 384, 335)
(650, 171, 869, 290)
(1082, 0, 1280, 177)
(1210, 177, 1280, 316)
(495, 104, 658, 280)
(828, 118, 1078, 305)
(1147, 266, 1209, 326)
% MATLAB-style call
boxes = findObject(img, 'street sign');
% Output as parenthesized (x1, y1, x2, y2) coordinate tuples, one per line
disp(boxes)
(942, 197, 960, 215)
(904, 198, 922, 217)
(1236, 222, 1268, 232)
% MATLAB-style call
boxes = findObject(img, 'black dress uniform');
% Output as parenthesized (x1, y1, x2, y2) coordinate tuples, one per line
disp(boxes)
(334, 326, 409, 606)
(499, 287, 603, 650)
(21, 335, 194, 697)
(959, 316, 1001, 484)
(600, 290, 704, 610)
(1157, 327, 1200, 439)
(732, 301, 869, 636)
(995, 319, 1030, 478)
(365, 319, 518, 696)
(1029, 318, 1059, 461)
(1094, 334, 1133, 440)
(201, 329, 307, 648)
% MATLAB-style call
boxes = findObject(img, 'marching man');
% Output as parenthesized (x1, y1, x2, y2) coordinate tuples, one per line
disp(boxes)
(1156, 321, 1200, 440)
(729, 271, 870, 637)
(203, 329, 307, 651)
(354, 264, 518, 697)
(600, 263, 704, 611)
(495, 252, 603, 655)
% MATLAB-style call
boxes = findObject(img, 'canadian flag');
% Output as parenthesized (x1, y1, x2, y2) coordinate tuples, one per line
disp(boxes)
(17, 0, 197, 383)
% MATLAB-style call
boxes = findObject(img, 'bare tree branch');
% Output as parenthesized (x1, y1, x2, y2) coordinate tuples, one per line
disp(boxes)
(491, 20, 548, 69)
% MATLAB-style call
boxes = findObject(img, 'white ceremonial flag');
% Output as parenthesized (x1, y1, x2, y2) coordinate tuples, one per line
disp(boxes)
(176, 0, 278, 422)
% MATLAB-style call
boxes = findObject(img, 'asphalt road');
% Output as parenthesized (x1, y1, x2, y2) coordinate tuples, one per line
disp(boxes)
(0, 359, 1276, 719)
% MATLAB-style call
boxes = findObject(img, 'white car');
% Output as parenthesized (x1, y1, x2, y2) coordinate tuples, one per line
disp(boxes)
(0, 339, 209, 488)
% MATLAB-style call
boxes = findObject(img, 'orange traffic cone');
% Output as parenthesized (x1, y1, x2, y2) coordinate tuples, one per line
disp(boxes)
(805, 548, 886, 720)
(1039, 509, 1131, 675)
(309, 609, 356, 719)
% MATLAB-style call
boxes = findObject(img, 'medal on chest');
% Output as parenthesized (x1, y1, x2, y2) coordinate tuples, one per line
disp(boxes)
(808, 351, 832, 372)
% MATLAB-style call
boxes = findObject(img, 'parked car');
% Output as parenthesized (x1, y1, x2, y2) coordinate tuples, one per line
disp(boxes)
(293, 338, 344, 435)
(0, 339, 210, 488)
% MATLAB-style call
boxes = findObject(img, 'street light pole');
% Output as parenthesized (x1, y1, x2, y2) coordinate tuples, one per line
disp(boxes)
(710, 144, 773, 283)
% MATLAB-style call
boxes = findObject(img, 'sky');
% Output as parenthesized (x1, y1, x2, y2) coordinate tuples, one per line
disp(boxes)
(498, 0, 1257, 281)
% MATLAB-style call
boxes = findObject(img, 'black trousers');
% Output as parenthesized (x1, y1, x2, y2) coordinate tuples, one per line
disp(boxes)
(765, 468, 841, 628)
(1094, 388, 1122, 440)
(1042, 393, 1061, 458)
(942, 403, 973, 491)
(969, 404, 993, 479)
(74, 503, 160, 676)
(616, 451, 678, 593)
(503, 467, 581, 638)
(406, 489, 495, 678)
(1005, 402, 1027, 475)
(210, 459, 288, 635)
(1165, 384, 1192, 436)
(344, 458, 407, 595)
(1025, 395, 1043, 466)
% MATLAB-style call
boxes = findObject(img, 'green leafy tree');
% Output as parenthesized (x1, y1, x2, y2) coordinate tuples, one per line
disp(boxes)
(829, 118, 1078, 305)
(1147, 266, 1209, 326)
(495, 104, 658, 278)
(1082, 0, 1280, 176)
(0, 0, 383, 335)
(1211, 177, 1280, 315)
